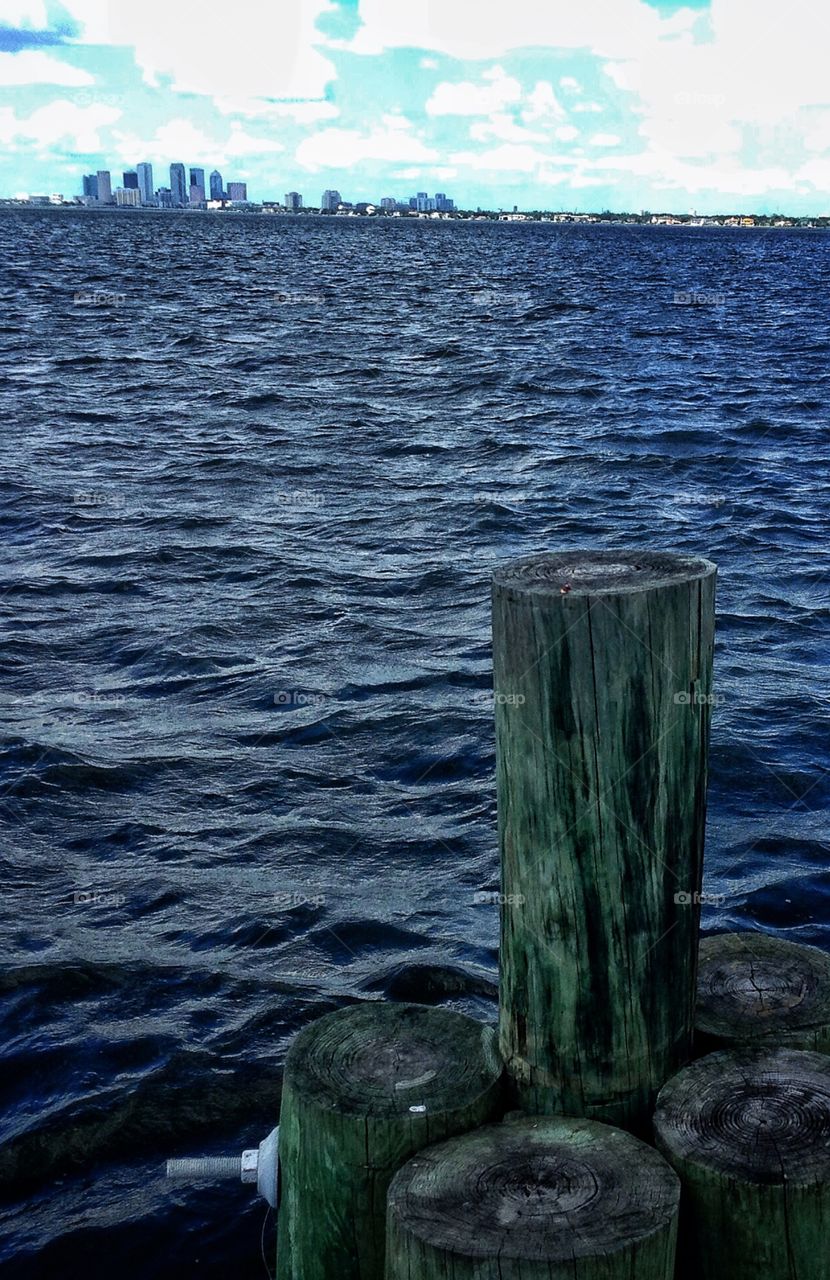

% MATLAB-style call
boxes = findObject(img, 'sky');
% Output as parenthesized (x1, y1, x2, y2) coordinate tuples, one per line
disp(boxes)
(1, 0, 830, 213)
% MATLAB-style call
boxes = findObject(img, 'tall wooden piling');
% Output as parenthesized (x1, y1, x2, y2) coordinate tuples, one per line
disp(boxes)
(492, 550, 716, 1129)
(654, 1046, 830, 1280)
(386, 1113, 680, 1279)
(695, 931, 830, 1053)
(275, 1002, 503, 1280)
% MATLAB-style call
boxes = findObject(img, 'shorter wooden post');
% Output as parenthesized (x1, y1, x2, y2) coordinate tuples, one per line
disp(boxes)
(695, 932, 830, 1053)
(275, 1002, 503, 1280)
(386, 1114, 680, 1279)
(654, 1047, 830, 1280)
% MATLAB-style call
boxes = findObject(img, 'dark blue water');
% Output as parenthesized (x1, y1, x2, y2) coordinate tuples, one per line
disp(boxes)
(1, 209, 828, 1277)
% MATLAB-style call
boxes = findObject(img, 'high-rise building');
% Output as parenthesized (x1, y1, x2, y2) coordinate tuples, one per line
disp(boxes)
(123, 170, 139, 189)
(170, 163, 187, 207)
(188, 167, 206, 205)
(416, 191, 429, 211)
(156, 187, 173, 208)
(285, 191, 303, 211)
(209, 169, 224, 200)
(96, 170, 112, 204)
(115, 187, 141, 206)
(321, 188, 341, 212)
(136, 162, 154, 204)
(226, 181, 247, 201)
(380, 197, 396, 211)
(82, 174, 98, 200)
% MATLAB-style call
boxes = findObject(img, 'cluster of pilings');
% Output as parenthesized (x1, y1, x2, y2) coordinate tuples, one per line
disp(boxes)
(275, 551, 830, 1280)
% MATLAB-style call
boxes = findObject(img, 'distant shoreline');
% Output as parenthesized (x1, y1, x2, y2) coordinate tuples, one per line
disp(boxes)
(2, 202, 829, 230)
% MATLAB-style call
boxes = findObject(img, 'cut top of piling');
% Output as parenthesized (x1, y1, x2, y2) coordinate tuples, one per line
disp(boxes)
(387, 1114, 680, 1263)
(492, 549, 716, 597)
(282, 1002, 503, 1118)
(654, 1047, 830, 1186)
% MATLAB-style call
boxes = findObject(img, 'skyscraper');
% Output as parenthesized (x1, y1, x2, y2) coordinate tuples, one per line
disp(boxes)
(170, 163, 187, 207)
(82, 174, 98, 200)
(226, 181, 247, 201)
(209, 169, 224, 200)
(136, 162, 154, 205)
(321, 189, 341, 212)
(285, 191, 303, 211)
(96, 170, 112, 204)
(189, 167, 205, 204)
(123, 170, 139, 189)
(416, 191, 429, 211)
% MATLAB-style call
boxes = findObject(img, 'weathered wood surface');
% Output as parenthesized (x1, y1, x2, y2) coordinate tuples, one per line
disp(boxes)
(654, 1046, 830, 1280)
(492, 550, 716, 1130)
(695, 931, 830, 1054)
(275, 1002, 503, 1280)
(386, 1113, 679, 1279)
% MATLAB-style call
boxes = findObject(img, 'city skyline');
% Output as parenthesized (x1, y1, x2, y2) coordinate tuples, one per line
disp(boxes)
(70, 158, 456, 213)
(1, 3, 830, 216)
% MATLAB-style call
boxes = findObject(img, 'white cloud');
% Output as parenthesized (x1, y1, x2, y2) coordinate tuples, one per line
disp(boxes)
(58, 0, 337, 100)
(0, 51, 93, 86)
(213, 98, 339, 125)
(555, 125, 579, 142)
(347, 0, 697, 61)
(426, 66, 521, 116)
(560, 76, 582, 92)
(450, 143, 550, 172)
(420, 57, 439, 70)
(0, 98, 120, 151)
(470, 113, 545, 144)
(296, 124, 438, 170)
(589, 132, 621, 146)
(521, 81, 565, 123)
(1, 2, 49, 26)
(225, 125, 284, 157)
(573, 102, 603, 113)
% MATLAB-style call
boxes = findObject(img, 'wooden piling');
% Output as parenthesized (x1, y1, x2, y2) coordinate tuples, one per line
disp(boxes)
(492, 550, 716, 1129)
(695, 931, 830, 1053)
(654, 1046, 830, 1280)
(275, 1002, 503, 1280)
(386, 1113, 680, 1279)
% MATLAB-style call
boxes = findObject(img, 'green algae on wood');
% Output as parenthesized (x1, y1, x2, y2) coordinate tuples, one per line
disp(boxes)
(695, 931, 830, 1054)
(492, 549, 717, 1131)
(386, 1113, 679, 1279)
(275, 1002, 503, 1280)
(654, 1046, 830, 1280)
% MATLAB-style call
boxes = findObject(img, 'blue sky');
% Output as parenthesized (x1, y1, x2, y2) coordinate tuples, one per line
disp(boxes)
(2, 0, 829, 212)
